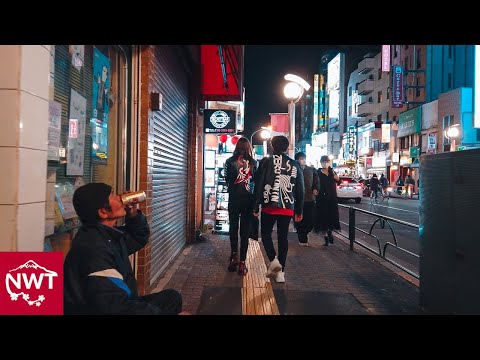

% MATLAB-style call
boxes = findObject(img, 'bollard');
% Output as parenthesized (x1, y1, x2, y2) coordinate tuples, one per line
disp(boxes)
(349, 207, 355, 251)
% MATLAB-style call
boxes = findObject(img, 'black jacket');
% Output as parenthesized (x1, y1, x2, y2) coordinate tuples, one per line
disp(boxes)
(224, 154, 256, 197)
(254, 153, 305, 215)
(64, 211, 171, 315)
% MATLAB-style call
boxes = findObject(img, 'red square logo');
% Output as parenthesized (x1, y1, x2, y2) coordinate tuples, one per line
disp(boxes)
(0, 252, 64, 315)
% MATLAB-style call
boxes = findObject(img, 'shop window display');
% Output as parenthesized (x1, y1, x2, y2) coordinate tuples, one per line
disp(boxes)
(46, 45, 128, 251)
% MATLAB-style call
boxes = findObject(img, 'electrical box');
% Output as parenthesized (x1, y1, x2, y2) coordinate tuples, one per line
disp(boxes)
(419, 148, 480, 314)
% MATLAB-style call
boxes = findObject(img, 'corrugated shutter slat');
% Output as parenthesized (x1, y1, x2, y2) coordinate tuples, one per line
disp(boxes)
(149, 46, 189, 284)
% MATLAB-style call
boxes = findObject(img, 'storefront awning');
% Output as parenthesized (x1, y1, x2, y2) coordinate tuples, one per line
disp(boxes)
(201, 45, 244, 101)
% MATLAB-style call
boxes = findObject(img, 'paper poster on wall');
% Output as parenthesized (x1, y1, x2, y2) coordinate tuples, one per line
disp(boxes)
(48, 101, 62, 161)
(67, 89, 87, 176)
(55, 182, 77, 220)
(92, 48, 110, 123)
(205, 169, 216, 187)
(69, 45, 84, 71)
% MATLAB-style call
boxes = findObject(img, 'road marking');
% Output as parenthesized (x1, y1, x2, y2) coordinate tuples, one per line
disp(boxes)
(370, 203, 419, 214)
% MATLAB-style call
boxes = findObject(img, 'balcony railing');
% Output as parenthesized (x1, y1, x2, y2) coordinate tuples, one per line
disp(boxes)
(358, 58, 375, 74)
(357, 101, 374, 117)
(358, 79, 374, 95)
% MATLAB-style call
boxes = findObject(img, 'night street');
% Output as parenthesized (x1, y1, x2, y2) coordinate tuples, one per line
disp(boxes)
(337, 196, 419, 276)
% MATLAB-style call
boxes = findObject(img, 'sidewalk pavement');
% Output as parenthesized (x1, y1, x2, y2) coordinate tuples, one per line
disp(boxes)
(152, 227, 421, 315)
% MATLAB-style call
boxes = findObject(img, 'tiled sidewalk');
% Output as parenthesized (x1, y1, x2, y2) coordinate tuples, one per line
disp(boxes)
(152, 229, 421, 315)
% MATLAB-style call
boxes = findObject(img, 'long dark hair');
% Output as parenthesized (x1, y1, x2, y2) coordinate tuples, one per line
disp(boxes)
(233, 137, 253, 159)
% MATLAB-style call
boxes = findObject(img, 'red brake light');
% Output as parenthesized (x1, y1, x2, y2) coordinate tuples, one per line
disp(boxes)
(342, 181, 348, 184)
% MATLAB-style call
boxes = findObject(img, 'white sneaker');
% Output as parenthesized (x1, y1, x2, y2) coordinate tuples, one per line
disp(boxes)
(266, 257, 282, 277)
(275, 271, 285, 283)
(299, 242, 309, 247)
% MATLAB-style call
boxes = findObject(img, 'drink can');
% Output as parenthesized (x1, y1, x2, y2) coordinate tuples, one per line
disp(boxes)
(121, 191, 146, 206)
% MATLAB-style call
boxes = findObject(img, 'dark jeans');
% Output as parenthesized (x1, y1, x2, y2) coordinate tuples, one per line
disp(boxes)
(295, 201, 315, 243)
(140, 289, 182, 315)
(228, 195, 254, 261)
(250, 214, 259, 240)
(261, 212, 291, 271)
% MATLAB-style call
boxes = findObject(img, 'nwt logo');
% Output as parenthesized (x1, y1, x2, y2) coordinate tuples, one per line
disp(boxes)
(0, 252, 64, 315)
(6, 260, 58, 307)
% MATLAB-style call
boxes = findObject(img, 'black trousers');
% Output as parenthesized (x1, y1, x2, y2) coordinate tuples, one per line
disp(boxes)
(228, 195, 254, 261)
(295, 201, 315, 243)
(261, 212, 291, 271)
(140, 289, 182, 315)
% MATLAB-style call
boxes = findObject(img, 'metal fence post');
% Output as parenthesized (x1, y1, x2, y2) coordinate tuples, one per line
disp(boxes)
(349, 207, 355, 251)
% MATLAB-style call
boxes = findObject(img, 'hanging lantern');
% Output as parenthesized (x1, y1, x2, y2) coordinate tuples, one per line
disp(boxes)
(231, 136, 240, 146)
(219, 134, 228, 143)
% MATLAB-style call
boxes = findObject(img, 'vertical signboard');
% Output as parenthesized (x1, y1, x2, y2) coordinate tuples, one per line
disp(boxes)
(347, 125, 356, 160)
(392, 65, 404, 108)
(327, 53, 342, 129)
(382, 45, 391, 72)
(381, 124, 391, 143)
(313, 74, 319, 132)
(475, 45, 480, 128)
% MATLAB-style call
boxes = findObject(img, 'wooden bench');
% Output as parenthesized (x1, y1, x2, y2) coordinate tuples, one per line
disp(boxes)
(241, 239, 280, 315)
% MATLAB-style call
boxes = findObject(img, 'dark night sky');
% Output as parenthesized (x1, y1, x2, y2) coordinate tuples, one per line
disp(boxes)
(243, 45, 381, 145)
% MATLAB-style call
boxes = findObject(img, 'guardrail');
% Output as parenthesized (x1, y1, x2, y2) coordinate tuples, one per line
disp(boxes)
(336, 204, 420, 279)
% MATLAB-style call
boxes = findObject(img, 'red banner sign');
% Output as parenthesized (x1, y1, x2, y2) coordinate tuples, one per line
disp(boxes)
(270, 113, 290, 134)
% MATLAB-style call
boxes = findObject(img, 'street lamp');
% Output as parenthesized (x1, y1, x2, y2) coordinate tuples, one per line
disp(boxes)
(444, 124, 460, 152)
(283, 74, 310, 158)
(250, 126, 272, 145)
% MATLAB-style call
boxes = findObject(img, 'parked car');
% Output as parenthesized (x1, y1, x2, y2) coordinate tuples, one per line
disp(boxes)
(337, 177, 363, 203)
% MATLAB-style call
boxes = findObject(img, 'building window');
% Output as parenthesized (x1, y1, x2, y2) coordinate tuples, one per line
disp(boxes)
(416, 48, 422, 68)
(448, 45, 453, 59)
(421, 134, 427, 153)
(448, 73, 452, 89)
(355, 82, 359, 91)
(349, 105, 352, 116)
(416, 77, 421, 97)
(368, 96, 373, 103)
(349, 86, 352, 96)
(394, 46, 398, 58)
(378, 68, 382, 80)
(387, 87, 390, 99)
(400, 137, 409, 149)
(386, 112, 389, 122)
(377, 91, 383, 103)
(377, 114, 382, 122)
(404, 56, 409, 70)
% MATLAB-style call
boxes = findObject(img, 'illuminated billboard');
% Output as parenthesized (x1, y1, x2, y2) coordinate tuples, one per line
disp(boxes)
(313, 74, 319, 132)
(382, 45, 390, 72)
(392, 65, 404, 108)
(475, 45, 480, 128)
(327, 53, 344, 130)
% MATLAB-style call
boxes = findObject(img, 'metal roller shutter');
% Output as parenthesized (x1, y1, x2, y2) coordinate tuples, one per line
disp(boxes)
(150, 46, 189, 284)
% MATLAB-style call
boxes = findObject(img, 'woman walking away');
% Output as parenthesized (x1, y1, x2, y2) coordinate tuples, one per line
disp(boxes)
(224, 137, 256, 276)
(314, 155, 341, 246)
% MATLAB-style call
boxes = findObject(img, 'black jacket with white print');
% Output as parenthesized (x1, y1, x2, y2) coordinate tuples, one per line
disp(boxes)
(224, 154, 256, 197)
(254, 152, 305, 215)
